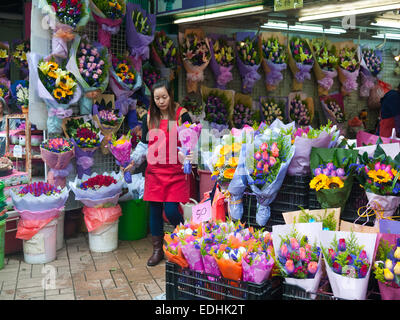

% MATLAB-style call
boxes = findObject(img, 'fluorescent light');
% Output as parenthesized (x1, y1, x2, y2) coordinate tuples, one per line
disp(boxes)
(261, 22, 346, 34)
(261, 22, 288, 30)
(299, 2, 400, 22)
(173, 5, 266, 24)
(289, 24, 323, 33)
(373, 33, 400, 40)
(371, 18, 400, 29)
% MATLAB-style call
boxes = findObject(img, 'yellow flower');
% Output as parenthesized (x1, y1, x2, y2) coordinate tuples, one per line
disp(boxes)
(223, 168, 236, 180)
(391, 168, 398, 178)
(48, 61, 58, 71)
(327, 176, 344, 189)
(232, 142, 242, 153)
(228, 157, 239, 168)
(211, 170, 220, 178)
(384, 268, 394, 281)
(39, 61, 51, 74)
(368, 169, 392, 184)
(128, 72, 135, 80)
(118, 63, 129, 73)
(109, 1, 116, 7)
(215, 156, 225, 168)
(220, 145, 232, 156)
(116, 2, 121, 10)
(309, 174, 329, 191)
(53, 88, 66, 100)
(0, 88, 3, 98)
(0, 49, 8, 59)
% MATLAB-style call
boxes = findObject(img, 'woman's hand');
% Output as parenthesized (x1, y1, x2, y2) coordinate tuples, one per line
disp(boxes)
(178, 150, 194, 165)
(121, 160, 135, 173)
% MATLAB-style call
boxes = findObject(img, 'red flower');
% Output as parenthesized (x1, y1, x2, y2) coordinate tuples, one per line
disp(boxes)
(51, 2, 58, 11)
(71, 0, 78, 5)
(60, 0, 67, 9)
(80, 175, 117, 189)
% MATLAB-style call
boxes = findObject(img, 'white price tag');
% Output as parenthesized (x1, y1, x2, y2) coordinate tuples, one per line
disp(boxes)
(13, 145, 23, 158)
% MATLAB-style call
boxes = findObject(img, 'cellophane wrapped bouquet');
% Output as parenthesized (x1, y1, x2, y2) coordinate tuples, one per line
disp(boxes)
(360, 47, 383, 97)
(260, 96, 285, 126)
(151, 30, 179, 81)
(320, 93, 346, 136)
(335, 42, 360, 96)
(287, 37, 314, 91)
(177, 121, 202, 174)
(208, 35, 235, 89)
(109, 131, 133, 183)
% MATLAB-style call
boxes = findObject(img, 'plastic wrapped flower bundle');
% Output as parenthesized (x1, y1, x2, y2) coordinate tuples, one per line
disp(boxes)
(66, 35, 109, 115)
(11, 80, 29, 112)
(233, 93, 256, 129)
(142, 63, 160, 90)
(309, 38, 338, 96)
(272, 223, 323, 293)
(126, 3, 156, 67)
(259, 33, 287, 92)
(360, 47, 383, 97)
(287, 94, 313, 127)
(40, 138, 75, 188)
(260, 97, 285, 126)
(89, 0, 126, 49)
(179, 30, 211, 93)
(31, 56, 82, 135)
(335, 42, 360, 96)
(10, 181, 69, 240)
(0, 82, 10, 104)
(38, 0, 90, 58)
(109, 131, 133, 183)
(353, 144, 400, 223)
(320, 93, 346, 135)
(287, 37, 314, 91)
(109, 54, 142, 116)
(0, 42, 9, 79)
(309, 147, 358, 212)
(320, 231, 377, 300)
(235, 33, 261, 94)
(177, 121, 202, 174)
(12, 40, 29, 79)
(151, 30, 178, 81)
(208, 35, 235, 89)
(374, 235, 400, 300)
(70, 122, 101, 178)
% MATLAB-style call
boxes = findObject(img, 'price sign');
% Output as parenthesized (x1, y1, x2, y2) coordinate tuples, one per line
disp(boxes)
(13, 145, 23, 158)
(191, 200, 212, 224)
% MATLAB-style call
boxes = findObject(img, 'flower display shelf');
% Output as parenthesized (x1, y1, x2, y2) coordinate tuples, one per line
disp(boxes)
(165, 261, 283, 300)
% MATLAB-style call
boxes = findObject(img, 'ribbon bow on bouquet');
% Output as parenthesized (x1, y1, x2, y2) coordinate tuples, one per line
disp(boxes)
(177, 121, 202, 174)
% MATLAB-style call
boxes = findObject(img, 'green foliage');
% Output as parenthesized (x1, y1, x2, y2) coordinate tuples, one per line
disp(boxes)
(297, 208, 337, 231)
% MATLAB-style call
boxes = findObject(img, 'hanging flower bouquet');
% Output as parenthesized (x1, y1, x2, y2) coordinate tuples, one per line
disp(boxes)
(109, 131, 133, 183)
(125, 3, 156, 68)
(40, 138, 75, 188)
(287, 37, 314, 91)
(233, 93, 256, 129)
(309, 147, 358, 212)
(109, 54, 142, 116)
(151, 30, 179, 81)
(273, 223, 323, 293)
(66, 35, 110, 115)
(335, 41, 360, 96)
(29, 53, 82, 135)
(38, 0, 90, 58)
(286, 92, 314, 127)
(309, 38, 338, 96)
(0, 42, 10, 79)
(320, 230, 377, 300)
(179, 29, 211, 93)
(259, 32, 287, 92)
(0, 81, 10, 104)
(243, 130, 295, 226)
(10, 182, 69, 240)
(235, 33, 261, 94)
(70, 122, 101, 178)
(181, 95, 204, 123)
(360, 47, 383, 97)
(353, 144, 400, 224)
(11, 80, 29, 112)
(208, 35, 235, 89)
(320, 93, 346, 136)
(12, 40, 29, 79)
(177, 121, 202, 174)
(92, 104, 124, 154)
(142, 63, 160, 90)
(260, 96, 285, 126)
(89, 0, 126, 49)
(373, 234, 400, 300)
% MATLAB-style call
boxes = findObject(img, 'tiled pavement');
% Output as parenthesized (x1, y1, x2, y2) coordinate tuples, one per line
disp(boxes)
(0, 233, 166, 300)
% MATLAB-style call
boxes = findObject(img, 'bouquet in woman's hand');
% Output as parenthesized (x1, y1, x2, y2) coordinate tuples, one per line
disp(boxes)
(29, 54, 82, 135)
(151, 30, 179, 81)
(360, 47, 383, 97)
(260, 97, 285, 126)
(89, 0, 126, 48)
(287, 37, 314, 91)
(38, 0, 90, 58)
(309, 38, 338, 96)
(177, 122, 202, 174)
(235, 33, 261, 94)
(179, 30, 211, 93)
(259, 33, 287, 92)
(335, 42, 360, 96)
(208, 35, 235, 89)
(126, 3, 156, 67)
(109, 131, 133, 183)
(66, 35, 110, 115)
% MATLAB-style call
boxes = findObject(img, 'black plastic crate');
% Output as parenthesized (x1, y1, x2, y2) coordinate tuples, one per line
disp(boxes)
(308, 189, 321, 210)
(270, 175, 311, 214)
(282, 282, 341, 300)
(166, 261, 283, 300)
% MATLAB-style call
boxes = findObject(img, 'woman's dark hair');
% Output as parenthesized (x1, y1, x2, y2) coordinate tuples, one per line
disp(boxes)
(149, 78, 176, 130)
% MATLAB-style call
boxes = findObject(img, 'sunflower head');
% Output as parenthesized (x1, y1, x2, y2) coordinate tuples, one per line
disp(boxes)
(48, 61, 58, 71)
(327, 176, 344, 189)
(368, 169, 392, 184)
(310, 174, 329, 191)
(53, 88, 66, 100)
(223, 168, 236, 180)
(118, 63, 129, 73)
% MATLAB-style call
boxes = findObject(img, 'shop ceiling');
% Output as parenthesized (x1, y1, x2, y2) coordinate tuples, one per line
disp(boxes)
(169, 0, 400, 40)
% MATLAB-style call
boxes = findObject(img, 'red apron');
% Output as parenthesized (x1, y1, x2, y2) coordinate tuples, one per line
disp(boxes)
(143, 107, 189, 203)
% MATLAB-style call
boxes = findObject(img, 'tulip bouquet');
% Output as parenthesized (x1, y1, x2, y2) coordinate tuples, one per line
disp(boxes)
(287, 94, 313, 127)
(259, 33, 287, 92)
(10, 181, 69, 240)
(181, 95, 203, 123)
(208, 35, 235, 89)
(374, 235, 400, 300)
(309, 38, 338, 96)
(151, 30, 178, 81)
(89, 0, 126, 48)
(320, 230, 377, 300)
(142, 63, 161, 90)
(233, 93, 256, 129)
(109, 131, 133, 183)
(39, 0, 90, 58)
(40, 138, 75, 188)
(31, 55, 82, 135)
(320, 93, 345, 128)
(309, 147, 358, 212)
(335, 43, 360, 96)
(12, 40, 29, 79)
(235, 33, 261, 94)
(287, 37, 314, 91)
(66, 35, 110, 115)
(260, 97, 285, 126)
(126, 3, 156, 65)
(177, 121, 202, 174)
(360, 47, 383, 97)
(179, 30, 211, 93)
